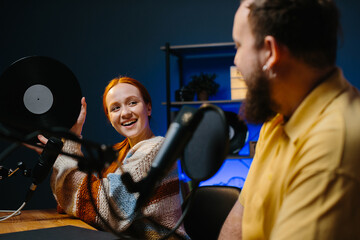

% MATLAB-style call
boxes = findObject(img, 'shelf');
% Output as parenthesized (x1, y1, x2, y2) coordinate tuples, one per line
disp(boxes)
(160, 42, 236, 58)
(162, 42, 238, 127)
(227, 155, 253, 159)
(162, 99, 243, 106)
(162, 42, 257, 190)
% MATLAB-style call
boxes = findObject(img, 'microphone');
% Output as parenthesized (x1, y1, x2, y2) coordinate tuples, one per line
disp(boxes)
(127, 106, 205, 210)
(25, 136, 63, 202)
(31, 136, 64, 185)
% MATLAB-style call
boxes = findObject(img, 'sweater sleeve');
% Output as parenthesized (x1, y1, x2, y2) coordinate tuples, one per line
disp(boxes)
(50, 139, 87, 216)
(50, 136, 188, 239)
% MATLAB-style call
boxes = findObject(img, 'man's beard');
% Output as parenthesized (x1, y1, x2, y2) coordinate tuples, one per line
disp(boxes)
(239, 67, 277, 124)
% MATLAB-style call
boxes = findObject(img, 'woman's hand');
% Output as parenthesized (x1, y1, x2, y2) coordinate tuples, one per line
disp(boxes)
(24, 97, 87, 154)
(70, 97, 87, 137)
(24, 134, 48, 155)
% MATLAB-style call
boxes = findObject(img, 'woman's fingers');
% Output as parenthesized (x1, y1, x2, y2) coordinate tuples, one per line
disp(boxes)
(23, 135, 48, 155)
(37, 135, 48, 145)
(70, 97, 87, 136)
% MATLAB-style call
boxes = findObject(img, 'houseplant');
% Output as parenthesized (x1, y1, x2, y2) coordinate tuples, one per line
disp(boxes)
(186, 73, 219, 101)
(175, 86, 195, 101)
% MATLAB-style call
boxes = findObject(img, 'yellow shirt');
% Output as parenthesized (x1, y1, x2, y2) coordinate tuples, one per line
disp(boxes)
(240, 68, 360, 240)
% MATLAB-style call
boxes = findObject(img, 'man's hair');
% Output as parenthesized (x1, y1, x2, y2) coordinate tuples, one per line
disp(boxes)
(247, 0, 340, 68)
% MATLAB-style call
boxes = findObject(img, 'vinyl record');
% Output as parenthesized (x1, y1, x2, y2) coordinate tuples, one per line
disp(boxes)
(225, 111, 248, 155)
(0, 56, 82, 139)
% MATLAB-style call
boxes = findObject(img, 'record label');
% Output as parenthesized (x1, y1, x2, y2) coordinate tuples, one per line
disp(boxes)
(23, 84, 54, 114)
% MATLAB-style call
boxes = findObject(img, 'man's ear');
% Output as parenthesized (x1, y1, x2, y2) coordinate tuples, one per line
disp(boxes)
(263, 36, 280, 69)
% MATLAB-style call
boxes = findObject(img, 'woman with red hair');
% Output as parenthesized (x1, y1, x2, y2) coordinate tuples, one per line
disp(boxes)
(36, 77, 187, 239)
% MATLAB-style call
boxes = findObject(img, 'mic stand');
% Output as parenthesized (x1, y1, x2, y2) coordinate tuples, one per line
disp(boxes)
(122, 105, 212, 212)
(0, 123, 119, 226)
(0, 123, 118, 174)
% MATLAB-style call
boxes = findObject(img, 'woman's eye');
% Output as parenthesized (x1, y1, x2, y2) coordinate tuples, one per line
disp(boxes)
(111, 106, 120, 112)
(129, 101, 137, 106)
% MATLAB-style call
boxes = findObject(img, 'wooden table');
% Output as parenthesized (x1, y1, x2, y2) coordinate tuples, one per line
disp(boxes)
(0, 209, 96, 234)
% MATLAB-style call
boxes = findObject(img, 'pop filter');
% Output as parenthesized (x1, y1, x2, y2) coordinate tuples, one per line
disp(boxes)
(181, 104, 230, 182)
(128, 104, 230, 210)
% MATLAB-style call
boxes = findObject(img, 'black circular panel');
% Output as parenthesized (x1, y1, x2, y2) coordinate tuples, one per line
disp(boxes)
(0, 56, 82, 137)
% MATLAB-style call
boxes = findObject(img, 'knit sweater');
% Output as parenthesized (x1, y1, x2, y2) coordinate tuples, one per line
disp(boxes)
(50, 136, 187, 239)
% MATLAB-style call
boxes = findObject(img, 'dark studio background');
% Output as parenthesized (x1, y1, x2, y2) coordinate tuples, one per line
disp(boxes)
(0, 0, 359, 210)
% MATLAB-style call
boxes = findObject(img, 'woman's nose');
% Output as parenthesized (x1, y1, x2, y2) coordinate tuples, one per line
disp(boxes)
(121, 106, 132, 118)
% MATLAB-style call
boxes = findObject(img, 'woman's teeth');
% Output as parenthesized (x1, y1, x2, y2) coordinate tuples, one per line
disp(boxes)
(122, 120, 137, 126)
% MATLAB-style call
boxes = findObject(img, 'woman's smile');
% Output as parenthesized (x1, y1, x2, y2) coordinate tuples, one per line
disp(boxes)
(121, 119, 138, 127)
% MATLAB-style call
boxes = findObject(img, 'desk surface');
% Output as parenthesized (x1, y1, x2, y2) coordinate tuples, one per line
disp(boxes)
(0, 209, 96, 234)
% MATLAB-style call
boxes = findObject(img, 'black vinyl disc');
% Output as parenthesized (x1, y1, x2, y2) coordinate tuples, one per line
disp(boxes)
(225, 111, 248, 155)
(0, 56, 82, 139)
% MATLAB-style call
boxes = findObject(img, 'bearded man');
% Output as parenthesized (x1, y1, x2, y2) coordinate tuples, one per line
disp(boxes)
(219, 0, 360, 239)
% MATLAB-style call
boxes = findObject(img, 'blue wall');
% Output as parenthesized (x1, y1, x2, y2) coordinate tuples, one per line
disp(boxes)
(336, 0, 360, 84)
(0, 0, 239, 142)
(0, 0, 359, 209)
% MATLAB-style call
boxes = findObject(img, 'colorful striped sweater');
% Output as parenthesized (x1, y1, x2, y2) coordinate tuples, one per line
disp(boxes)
(50, 136, 188, 239)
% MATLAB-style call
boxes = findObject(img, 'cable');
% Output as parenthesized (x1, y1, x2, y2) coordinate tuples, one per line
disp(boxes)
(0, 209, 21, 219)
(0, 127, 190, 238)
(84, 153, 190, 239)
(83, 142, 136, 223)
(156, 184, 199, 240)
(83, 139, 148, 240)
(85, 169, 138, 240)
(0, 202, 26, 222)
(81, 142, 132, 238)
